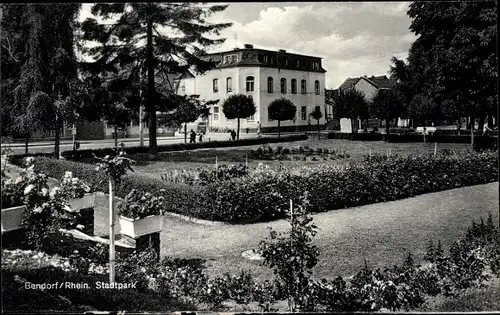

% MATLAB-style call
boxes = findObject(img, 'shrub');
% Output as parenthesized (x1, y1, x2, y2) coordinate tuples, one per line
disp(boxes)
(259, 193, 320, 312)
(198, 164, 248, 185)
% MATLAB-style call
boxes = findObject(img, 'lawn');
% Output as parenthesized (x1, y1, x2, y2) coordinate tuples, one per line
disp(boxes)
(159, 182, 499, 281)
(131, 139, 473, 180)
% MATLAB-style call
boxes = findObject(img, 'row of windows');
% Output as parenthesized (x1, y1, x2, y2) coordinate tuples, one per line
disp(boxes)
(211, 104, 319, 122)
(212, 77, 321, 95)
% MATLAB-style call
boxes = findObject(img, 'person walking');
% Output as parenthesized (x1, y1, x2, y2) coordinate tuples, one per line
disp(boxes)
(190, 129, 196, 143)
(198, 131, 204, 142)
(257, 121, 262, 138)
(231, 129, 236, 141)
(483, 121, 493, 136)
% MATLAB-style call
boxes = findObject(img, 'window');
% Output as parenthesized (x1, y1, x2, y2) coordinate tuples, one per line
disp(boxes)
(213, 106, 219, 121)
(246, 76, 254, 92)
(267, 77, 274, 93)
(291, 79, 297, 94)
(296, 60, 300, 67)
(226, 77, 232, 93)
(315, 80, 320, 95)
(301, 106, 307, 120)
(247, 97, 255, 121)
(213, 79, 219, 93)
(280, 78, 287, 94)
(224, 54, 238, 64)
(301, 79, 307, 94)
(263, 55, 268, 63)
(285, 58, 288, 66)
(181, 85, 186, 94)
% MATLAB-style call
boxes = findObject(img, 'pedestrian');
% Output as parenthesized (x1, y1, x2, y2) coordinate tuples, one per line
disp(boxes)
(483, 121, 493, 136)
(257, 121, 262, 138)
(190, 129, 196, 143)
(198, 131, 203, 142)
(231, 129, 236, 141)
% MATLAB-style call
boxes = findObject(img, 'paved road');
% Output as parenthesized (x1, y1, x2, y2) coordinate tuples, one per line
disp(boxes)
(2, 132, 271, 155)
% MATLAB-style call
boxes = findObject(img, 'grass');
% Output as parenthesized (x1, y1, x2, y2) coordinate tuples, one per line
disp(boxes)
(159, 182, 499, 281)
(416, 277, 500, 311)
(130, 139, 473, 180)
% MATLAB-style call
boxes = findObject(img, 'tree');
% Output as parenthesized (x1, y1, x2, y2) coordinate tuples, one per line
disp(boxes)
(332, 89, 369, 139)
(406, 2, 497, 130)
(222, 94, 256, 140)
(1, 4, 82, 158)
(81, 3, 231, 155)
(408, 94, 439, 143)
(309, 106, 323, 138)
(164, 94, 217, 143)
(268, 98, 297, 138)
(370, 89, 405, 139)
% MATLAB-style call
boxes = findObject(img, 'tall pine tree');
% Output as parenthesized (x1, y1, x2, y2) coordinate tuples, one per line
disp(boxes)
(80, 3, 231, 155)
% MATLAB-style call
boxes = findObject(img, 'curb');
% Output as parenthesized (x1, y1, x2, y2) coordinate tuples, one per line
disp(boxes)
(163, 212, 227, 227)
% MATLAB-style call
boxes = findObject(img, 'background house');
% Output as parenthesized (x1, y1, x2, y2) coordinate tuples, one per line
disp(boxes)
(327, 75, 410, 131)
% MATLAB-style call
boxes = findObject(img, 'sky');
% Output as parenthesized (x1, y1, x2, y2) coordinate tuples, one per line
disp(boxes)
(79, 2, 417, 89)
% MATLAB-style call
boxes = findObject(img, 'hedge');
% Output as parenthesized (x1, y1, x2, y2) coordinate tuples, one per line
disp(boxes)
(19, 149, 498, 224)
(59, 134, 308, 161)
(208, 150, 498, 223)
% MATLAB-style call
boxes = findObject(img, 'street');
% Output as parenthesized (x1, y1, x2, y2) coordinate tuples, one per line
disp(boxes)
(1, 132, 267, 155)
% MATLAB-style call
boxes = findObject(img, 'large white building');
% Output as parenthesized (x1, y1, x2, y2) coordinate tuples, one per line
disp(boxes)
(175, 44, 327, 132)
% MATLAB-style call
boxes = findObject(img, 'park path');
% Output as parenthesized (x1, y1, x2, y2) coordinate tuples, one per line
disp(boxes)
(160, 182, 499, 280)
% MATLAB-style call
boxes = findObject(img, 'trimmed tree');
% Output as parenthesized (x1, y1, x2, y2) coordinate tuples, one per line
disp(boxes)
(333, 89, 369, 139)
(164, 94, 217, 143)
(268, 98, 297, 138)
(309, 106, 323, 138)
(370, 88, 405, 140)
(222, 94, 256, 140)
(408, 94, 439, 143)
(80, 3, 231, 155)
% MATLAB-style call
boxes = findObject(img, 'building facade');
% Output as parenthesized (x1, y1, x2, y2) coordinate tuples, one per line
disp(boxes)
(175, 44, 327, 132)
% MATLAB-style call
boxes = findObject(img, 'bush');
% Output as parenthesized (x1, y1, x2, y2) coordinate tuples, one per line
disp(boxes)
(210, 150, 498, 223)
(59, 134, 308, 161)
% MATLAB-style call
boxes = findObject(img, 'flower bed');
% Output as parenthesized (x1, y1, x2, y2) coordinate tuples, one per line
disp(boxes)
(17, 150, 498, 224)
(55, 134, 308, 161)
(248, 144, 350, 161)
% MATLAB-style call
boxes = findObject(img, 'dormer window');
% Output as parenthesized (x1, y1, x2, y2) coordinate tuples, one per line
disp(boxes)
(263, 55, 268, 63)
(224, 54, 238, 64)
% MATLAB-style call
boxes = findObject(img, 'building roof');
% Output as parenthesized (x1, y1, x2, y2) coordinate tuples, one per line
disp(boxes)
(338, 75, 395, 90)
(206, 47, 324, 60)
(202, 45, 326, 73)
(325, 89, 339, 99)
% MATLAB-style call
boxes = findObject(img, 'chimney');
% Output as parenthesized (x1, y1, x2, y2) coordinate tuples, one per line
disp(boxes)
(279, 49, 286, 53)
(364, 75, 367, 77)
(244, 44, 253, 49)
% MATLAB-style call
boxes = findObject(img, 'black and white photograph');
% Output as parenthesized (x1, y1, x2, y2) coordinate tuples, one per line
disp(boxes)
(1, 1, 498, 313)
